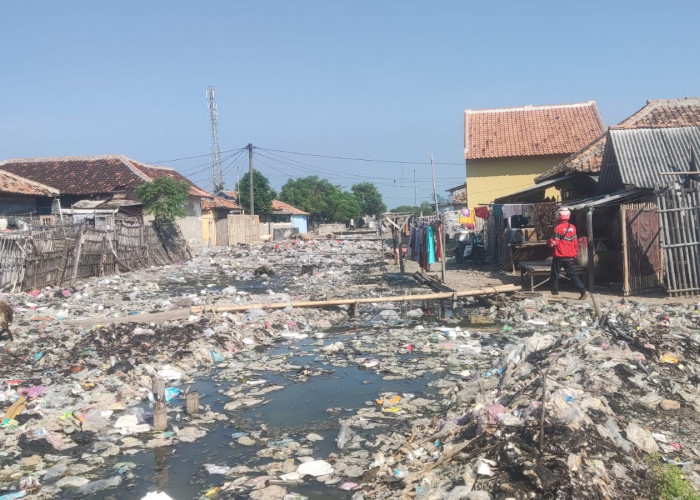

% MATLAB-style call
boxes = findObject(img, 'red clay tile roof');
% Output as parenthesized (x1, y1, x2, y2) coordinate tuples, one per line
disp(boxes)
(271, 199, 308, 215)
(464, 101, 605, 160)
(536, 97, 700, 182)
(201, 196, 242, 212)
(0, 170, 59, 196)
(0, 155, 210, 198)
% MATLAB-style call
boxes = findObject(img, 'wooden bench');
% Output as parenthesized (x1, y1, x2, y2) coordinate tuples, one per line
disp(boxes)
(520, 260, 588, 291)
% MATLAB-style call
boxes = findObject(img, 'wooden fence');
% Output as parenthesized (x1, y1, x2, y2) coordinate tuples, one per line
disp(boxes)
(0, 221, 190, 292)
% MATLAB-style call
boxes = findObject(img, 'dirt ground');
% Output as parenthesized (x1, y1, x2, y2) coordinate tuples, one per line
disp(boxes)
(399, 255, 700, 306)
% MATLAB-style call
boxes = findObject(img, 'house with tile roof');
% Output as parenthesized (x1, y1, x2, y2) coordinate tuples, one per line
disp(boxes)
(0, 155, 218, 245)
(536, 97, 700, 184)
(218, 191, 309, 234)
(463, 101, 605, 206)
(0, 170, 60, 228)
(201, 195, 243, 246)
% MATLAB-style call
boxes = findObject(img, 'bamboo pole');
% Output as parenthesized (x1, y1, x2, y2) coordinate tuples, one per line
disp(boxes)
(680, 188, 699, 293)
(658, 192, 676, 294)
(620, 205, 630, 296)
(190, 284, 521, 314)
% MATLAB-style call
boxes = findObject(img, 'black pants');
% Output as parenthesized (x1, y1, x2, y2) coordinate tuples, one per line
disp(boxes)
(550, 257, 585, 294)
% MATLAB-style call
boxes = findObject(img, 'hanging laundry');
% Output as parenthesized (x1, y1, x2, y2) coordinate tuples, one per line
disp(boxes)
(458, 207, 476, 229)
(502, 204, 524, 218)
(474, 206, 489, 220)
(426, 225, 436, 265)
(492, 204, 503, 217)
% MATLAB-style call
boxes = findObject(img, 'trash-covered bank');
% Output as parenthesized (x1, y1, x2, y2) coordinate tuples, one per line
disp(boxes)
(0, 238, 698, 499)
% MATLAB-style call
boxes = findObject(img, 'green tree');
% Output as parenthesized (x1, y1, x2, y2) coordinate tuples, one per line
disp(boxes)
(351, 182, 386, 217)
(237, 169, 276, 214)
(135, 177, 191, 222)
(279, 176, 365, 223)
(330, 191, 362, 221)
(279, 176, 338, 222)
(389, 202, 436, 217)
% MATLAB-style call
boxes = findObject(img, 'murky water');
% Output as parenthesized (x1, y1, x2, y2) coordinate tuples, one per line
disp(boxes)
(80, 328, 438, 499)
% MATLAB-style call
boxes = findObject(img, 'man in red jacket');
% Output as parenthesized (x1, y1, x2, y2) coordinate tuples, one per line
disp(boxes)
(547, 207, 589, 299)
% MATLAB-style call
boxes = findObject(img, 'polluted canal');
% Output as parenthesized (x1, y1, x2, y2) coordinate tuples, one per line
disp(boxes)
(1, 238, 700, 499)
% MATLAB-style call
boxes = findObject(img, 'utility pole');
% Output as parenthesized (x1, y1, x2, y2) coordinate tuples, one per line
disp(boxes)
(206, 87, 223, 192)
(413, 168, 417, 206)
(431, 151, 446, 283)
(248, 143, 254, 215)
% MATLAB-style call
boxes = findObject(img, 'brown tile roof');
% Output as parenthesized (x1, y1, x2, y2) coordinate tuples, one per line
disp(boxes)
(0, 170, 59, 196)
(536, 97, 700, 182)
(613, 97, 700, 129)
(0, 156, 147, 195)
(126, 160, 211, 198)
(271, 199, 308, 215)
(464, 101, 605, 160)
(0, 155, 210, 198)
(201, 196, 242, 212)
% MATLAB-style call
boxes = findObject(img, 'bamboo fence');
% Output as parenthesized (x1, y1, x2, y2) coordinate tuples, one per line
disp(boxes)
(0, 221, 190, 292)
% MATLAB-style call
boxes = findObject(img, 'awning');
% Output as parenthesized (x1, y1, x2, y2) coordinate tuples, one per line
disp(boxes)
(565, 190, 650, 210)
(494, 174, 596, 204)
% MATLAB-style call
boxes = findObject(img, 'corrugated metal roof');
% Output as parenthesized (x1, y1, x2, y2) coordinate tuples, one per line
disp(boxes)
(598, 127, 700, 192)
(494, 174, 594, 204)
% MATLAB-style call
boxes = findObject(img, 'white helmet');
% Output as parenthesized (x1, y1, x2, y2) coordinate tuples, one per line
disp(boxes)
(557, 207, 571, 222)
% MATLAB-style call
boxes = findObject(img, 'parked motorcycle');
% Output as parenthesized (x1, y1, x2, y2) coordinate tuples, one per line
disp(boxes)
(453, 229, 485, 264)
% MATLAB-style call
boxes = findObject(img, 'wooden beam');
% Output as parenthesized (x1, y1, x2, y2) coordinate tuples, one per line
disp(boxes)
(191, 284, 521, 314)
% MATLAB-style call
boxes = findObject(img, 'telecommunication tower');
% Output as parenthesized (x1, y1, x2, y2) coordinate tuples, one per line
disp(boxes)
(206, 87, 223, 192)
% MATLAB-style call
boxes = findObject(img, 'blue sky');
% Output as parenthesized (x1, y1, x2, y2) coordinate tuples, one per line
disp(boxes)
(1, 1, 698, 208)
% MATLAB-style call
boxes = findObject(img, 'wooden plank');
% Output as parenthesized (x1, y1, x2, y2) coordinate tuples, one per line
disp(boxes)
(191, 284, 521, 314)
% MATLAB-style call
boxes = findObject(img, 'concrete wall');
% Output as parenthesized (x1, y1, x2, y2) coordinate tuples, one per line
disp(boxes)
(290, 215, 308, 233)
(175, 216, 204, 253)
(466, 155, 567, 206)
(318, 223, 346, 235)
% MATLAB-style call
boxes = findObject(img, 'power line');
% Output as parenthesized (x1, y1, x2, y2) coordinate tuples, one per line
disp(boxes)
(256, 150, 465, 186)
(254, 146, 464, 166)
(148, 146, 247, 164)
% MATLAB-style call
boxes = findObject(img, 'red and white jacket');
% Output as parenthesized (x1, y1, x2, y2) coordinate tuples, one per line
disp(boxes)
(548, 221, 578, 258)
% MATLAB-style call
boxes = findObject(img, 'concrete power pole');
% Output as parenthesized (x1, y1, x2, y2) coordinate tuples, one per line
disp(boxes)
(206, 87, 223, 193)
(248, 143, 254, 215)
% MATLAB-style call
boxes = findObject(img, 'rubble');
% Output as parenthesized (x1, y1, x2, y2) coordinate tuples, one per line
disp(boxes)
(0, 238, 697, 498)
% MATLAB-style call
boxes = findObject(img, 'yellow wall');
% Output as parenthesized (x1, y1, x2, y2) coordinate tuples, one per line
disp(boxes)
(201, 212, 215, 246)
(466, 155, 567, 206)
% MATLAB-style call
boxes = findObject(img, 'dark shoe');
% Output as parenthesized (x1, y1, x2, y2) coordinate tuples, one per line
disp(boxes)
(579, 291, 589, 300)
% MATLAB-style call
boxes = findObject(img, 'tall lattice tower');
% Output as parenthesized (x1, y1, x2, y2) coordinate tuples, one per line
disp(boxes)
(206, 87, 223, 192)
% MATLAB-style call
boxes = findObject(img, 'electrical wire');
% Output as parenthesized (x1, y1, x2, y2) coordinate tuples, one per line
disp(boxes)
(254, 146, 463, 166)
(148, 146, 247, 164)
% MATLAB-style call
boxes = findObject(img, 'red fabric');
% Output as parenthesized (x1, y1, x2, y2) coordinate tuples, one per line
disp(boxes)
(435, 225, 442, 259)
(474, 206, 489, 219)
(547, 221, 578, 258)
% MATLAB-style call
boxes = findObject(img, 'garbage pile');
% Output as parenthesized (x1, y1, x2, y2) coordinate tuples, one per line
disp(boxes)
(0, 236, 698, 499)
(304, 297, 700, 499)
(0, 238, 392, 499)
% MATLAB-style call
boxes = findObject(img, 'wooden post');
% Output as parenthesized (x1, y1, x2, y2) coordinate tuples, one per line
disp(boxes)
(620, 205, 630, 296)
(55, 238, 73, 287)
(71, 228, 85, 282)
(586, 208, 595, 292)
(353, 301, 359, 318)
(399, 221, 406, 274)
(185, 391, 200, 415)
(152, 377, 167, 431)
